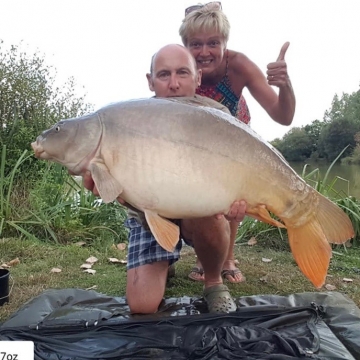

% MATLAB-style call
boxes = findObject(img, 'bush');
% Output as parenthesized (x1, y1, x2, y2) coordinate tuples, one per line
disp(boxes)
(0, 40, 93, 179)
(0, 149, 128, 245)
(0, 41, 129, 246)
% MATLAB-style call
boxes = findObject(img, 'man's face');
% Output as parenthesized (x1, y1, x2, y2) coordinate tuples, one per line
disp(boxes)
(147, 46, 202, 97)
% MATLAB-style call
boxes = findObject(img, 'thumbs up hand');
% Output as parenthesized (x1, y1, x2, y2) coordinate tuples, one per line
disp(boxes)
(267, 42, 290, 87)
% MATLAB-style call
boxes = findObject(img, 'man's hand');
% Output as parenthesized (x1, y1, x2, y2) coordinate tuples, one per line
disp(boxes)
(266, 42, 290, 88)
(82, 170, 99, 195)
(215, 200, 247, 222)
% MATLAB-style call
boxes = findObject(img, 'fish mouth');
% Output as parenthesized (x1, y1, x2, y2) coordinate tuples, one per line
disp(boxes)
(31, 140, 45, 159)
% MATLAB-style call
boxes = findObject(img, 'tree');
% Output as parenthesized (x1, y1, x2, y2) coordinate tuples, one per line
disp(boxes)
(0, 40, 93, 178)
(324, 93, 347, 123)
(317, 88, 360, 161)
(318, 117, 360, 162)
(302, 119, 325, 158)
(272, 84, 360, 162)
(272, 127, 313, 162)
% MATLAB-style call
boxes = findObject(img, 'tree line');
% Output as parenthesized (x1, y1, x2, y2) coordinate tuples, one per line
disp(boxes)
(271, 87, 360, 164)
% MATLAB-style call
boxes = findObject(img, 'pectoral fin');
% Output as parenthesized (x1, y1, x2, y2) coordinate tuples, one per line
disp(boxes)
(90, 162, 123, 203)
(246, 205, 286, 229)
(144, 210, 179, 252)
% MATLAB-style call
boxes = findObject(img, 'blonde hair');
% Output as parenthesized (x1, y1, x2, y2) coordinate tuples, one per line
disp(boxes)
(179, 3, 230, 46)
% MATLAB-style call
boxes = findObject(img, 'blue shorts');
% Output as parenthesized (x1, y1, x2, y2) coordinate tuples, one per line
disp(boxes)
(125, 217, 183, 270)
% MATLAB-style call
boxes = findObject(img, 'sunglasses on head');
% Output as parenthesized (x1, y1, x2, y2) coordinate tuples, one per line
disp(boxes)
(185, 1, 222, 16)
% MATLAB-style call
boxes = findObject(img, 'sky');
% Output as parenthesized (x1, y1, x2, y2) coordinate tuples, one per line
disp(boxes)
(1, 0, 360, 141)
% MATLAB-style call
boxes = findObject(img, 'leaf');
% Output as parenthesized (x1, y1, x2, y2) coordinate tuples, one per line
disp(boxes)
(86, 256, 98, 264)
(108, 257, 127, 264)
(83, 269, 96, 275)
(260, 274, 269, 282)
(262, 258, 272, 263)
(117, 243, 127, 251)
(7, 258, 20, 266)
(80, 263, 92, 269)
(50, 267, 62, 273)
(325, 284, 336, 291)
(342, 278, 353, 283)
(321, 145, 349, 191)
(74, 241, 86, 247)
(247, 237, 257, 246)
(85, 285, 97, 290)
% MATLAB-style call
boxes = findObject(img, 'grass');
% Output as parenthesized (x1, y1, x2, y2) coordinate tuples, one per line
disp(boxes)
(0, 237, 359, 322)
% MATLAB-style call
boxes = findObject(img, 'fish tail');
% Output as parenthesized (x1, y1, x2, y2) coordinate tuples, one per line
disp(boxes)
(286, 194, 354, 288)
(315, 195, 355, 244)
(287, 220, 332, 288)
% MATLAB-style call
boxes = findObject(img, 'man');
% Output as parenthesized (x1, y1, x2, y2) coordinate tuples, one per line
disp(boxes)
(82, 44, 246, 314)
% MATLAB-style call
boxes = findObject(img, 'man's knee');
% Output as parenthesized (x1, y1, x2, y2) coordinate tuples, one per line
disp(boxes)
(127, 296, 160, 314)
(126, 262, 168, 314)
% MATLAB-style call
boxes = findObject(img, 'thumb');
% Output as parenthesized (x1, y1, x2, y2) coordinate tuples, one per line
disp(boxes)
(276, 42, 290, 61)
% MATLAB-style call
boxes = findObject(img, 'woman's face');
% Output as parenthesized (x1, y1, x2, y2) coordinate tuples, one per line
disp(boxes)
(186, 32, 226, 76)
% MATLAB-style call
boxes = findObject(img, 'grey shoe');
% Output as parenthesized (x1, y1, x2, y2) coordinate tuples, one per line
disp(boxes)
(203, 284, 237, 313)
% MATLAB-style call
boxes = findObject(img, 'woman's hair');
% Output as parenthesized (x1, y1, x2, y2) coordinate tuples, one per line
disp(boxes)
(179, 3, 230, 46)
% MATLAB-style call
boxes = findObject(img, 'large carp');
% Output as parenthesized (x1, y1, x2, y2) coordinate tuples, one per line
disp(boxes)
(31, 97, 354, 288)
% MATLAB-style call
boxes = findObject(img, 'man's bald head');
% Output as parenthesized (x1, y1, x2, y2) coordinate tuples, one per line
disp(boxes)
(150, 44, 197, 75)
(147, 44, 202, 98)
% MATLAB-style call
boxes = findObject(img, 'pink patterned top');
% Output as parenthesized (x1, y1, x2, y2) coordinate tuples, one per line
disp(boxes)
(195, 50, 251, 125)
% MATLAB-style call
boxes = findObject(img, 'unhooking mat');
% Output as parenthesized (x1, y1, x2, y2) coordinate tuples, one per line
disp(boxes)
(0, 289, 359, 359)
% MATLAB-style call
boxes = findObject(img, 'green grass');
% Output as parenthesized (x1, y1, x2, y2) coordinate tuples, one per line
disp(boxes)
(0, 237, 359, 322)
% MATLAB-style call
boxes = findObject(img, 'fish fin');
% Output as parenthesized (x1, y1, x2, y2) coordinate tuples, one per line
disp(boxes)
(144, 210, 179, 252)
(246, 205, 286, 229)
(90, 162, 123, 203)
(315, 195, 354, 244)
(287, 220, 332, 288)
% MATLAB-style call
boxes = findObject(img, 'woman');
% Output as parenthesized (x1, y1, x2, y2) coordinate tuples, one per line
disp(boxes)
(179, 2, 296, 283)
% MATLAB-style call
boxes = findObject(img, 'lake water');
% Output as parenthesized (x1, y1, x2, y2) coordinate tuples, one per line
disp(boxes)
(289, 162, 360, 199)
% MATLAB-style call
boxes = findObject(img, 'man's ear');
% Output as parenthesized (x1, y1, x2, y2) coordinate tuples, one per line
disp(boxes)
(146, 73, 155, 92)
(196, 69, 202, 87)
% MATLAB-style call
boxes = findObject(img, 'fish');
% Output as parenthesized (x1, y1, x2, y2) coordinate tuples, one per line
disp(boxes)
(31, 97, 354, 288)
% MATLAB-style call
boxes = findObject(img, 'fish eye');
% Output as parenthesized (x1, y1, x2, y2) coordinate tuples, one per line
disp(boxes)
(55, 125, 61, 132)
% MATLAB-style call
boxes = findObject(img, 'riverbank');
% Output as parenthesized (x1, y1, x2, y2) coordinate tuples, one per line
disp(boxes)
(0, 237, 359, 321)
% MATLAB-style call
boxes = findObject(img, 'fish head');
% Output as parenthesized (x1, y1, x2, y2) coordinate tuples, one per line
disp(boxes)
(31, 113, 102, 174)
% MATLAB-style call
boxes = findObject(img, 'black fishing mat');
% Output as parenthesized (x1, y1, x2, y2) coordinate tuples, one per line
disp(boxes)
(0, 289, 359, 359)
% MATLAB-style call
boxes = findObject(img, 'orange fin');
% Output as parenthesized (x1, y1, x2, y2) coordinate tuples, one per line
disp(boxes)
(315, 195, 354, 244)
(144, 210, 179, 252)
(246, 205, 286, 229)
(287, 220, 332, 288)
